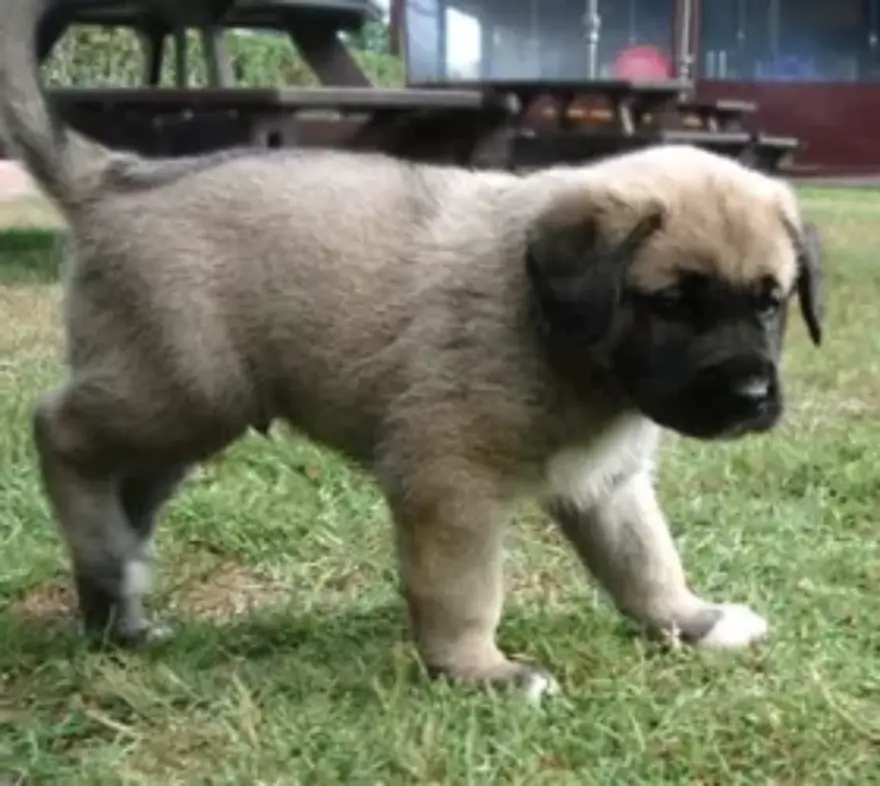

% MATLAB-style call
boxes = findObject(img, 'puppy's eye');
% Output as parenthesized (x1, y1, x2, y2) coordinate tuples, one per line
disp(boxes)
(639, 287, 689, 320)
(756, 290, 783, 319)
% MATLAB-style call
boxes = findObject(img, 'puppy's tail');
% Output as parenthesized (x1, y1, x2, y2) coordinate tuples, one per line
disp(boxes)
(0, 0, 113, 212)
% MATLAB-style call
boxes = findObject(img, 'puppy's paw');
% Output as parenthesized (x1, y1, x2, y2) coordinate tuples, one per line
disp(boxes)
(86, 619, 174, 650)
(677, 603, 768, 649)
(123, 620, 175, 648)
(506, 663, 562, 705)
(429, 660, 561, 704)
(697, 604, 768, 648)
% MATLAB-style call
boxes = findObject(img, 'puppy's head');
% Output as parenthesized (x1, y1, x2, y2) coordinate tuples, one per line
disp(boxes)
(526, 146, 824, 440)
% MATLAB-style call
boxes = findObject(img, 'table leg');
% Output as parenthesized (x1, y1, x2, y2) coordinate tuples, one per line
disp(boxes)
(37, 11, 66, 62)
(287, 22, 372, 87)
(173, 27, 188, 88)
(202, 25, 235, 87)
(469, 123, 514, 170)
(616, 97, 636, 135)
(139, 25, 166, 87)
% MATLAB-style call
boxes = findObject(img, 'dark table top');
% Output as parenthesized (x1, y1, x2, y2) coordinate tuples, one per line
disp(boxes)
(45, 0, 380, 32)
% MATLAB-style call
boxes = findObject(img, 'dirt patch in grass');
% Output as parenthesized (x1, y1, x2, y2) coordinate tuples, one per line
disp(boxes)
(10, 558, 290, 627)
(168, 559, 291, 621)
(10, 579, 75, 621)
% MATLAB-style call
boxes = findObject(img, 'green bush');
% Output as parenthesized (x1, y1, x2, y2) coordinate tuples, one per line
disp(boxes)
(42, 25, 404, 88)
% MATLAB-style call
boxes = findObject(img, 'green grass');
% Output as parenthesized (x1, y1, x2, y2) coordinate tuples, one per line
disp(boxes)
(0, 189, 878, 785)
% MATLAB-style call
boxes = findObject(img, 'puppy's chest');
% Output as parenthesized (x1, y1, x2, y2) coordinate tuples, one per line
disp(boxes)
(540, 415, 659, 507)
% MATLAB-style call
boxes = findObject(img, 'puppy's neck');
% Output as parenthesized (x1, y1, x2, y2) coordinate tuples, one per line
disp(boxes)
(530, 312, 634, 429)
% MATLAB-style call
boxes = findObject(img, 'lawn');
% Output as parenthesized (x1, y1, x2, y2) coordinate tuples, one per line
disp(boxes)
(0, 187, 878, 785)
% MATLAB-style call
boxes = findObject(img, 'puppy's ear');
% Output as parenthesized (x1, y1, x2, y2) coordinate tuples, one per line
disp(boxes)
(526, 206, 664, 343)
(786, 220, 824, 346)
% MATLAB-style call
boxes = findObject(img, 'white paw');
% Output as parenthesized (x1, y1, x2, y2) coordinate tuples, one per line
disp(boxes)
(697, 604, 769, 649)
(520, 669, 562, 705)
(144, 622, 175, 644)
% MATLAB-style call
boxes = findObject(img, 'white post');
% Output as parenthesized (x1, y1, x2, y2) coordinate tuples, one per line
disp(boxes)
(677, 0, 693, 81)
(584, 0, 601, 79)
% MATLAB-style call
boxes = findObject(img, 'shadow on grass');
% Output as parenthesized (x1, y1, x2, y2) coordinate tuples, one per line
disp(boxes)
(0, 228, 64, 284)
(0, 597, 640, 695)
(1, 601, 407, 677)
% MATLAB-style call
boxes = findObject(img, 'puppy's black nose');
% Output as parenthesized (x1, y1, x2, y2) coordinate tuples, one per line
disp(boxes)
(731, 375, 771, 406)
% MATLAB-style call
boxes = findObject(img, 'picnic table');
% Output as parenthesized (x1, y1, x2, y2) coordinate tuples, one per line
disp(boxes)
(418, 79, 774, 171)
(37, 0, 520, 164)
(48, 80, 799, 173)
(672, 98, 800, 169)
(447, 80, 801, 173)
(49, 85, 517, 162)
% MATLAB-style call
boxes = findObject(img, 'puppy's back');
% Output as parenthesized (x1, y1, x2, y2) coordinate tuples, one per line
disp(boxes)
(63, 149, 517, 461)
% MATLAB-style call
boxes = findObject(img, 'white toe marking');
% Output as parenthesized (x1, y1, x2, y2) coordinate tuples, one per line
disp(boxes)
(147, 623, 174, 643)
(698, 604, 769, 649)
(523, 672, 562, 705)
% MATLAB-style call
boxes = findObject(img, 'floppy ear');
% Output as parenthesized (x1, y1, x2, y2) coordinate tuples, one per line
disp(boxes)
(787, 220, 824, 347)
(526, 207, 664, 343)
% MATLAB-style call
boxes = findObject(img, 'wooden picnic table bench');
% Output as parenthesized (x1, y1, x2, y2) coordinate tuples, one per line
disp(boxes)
(659, 128, 754, 155)
(47, 84, 796, 174)
(48, 85, 517, 162)
(743, 133, 802, 171)
(510, 127, 754, 169)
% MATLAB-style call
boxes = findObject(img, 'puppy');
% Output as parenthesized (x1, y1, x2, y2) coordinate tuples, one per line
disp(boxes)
(0, 1, 822, 699)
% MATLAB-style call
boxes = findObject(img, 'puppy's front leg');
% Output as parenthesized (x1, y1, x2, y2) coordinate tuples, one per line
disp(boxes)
(546, 471, 768, 648)
(388, 469, 558, 700)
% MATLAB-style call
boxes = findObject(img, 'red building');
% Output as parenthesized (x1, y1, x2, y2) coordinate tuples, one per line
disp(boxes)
(390, 0, 880, 176)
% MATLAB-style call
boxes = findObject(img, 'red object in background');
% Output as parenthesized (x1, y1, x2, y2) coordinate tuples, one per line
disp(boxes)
(611, 45, 673, 79)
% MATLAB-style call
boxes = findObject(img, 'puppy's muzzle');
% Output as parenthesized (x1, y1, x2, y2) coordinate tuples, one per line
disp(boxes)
(697, 356, 780, 432)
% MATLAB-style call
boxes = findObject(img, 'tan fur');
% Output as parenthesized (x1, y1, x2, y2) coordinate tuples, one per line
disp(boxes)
(549, 147, 802, 292)
(0, 1, 821, 697)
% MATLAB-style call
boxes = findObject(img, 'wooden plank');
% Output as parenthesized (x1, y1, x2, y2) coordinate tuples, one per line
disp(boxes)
(714, 99, 758, 113)
(754, 133, 801, 150)
(48, 86, 493, 112)
(678, 99, 756, 114)
(659, 129, 752, 146)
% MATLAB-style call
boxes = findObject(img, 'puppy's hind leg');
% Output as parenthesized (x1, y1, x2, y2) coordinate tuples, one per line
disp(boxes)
(546, 471, 768, 649)
(33, 381, 219, 647)
(386, 464, 559, 701)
